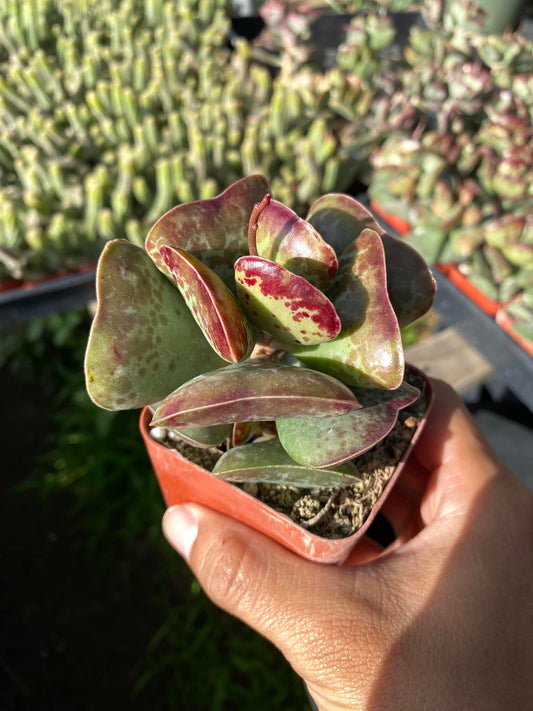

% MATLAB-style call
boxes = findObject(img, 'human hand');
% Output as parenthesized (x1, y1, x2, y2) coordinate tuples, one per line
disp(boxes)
(162, 380, 533, 710)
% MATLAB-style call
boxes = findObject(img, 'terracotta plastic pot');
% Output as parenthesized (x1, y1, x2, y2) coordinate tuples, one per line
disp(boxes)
(437, 264, 501, 318)
(140, 367, 434, 565)
(495, 308, 533, 358)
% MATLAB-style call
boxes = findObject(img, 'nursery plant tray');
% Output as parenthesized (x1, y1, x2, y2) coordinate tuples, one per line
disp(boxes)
(432, 269, 533, 410)
(0, 269, 96, 327)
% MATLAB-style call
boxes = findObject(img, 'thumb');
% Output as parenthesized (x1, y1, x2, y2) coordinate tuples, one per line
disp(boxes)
(162, 503, 384, 691)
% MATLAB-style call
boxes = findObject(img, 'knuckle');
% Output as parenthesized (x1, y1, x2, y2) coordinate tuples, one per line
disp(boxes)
(196, 530, 269, 616)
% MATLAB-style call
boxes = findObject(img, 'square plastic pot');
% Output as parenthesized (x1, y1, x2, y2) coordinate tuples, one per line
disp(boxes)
(140, 367, 434, 565)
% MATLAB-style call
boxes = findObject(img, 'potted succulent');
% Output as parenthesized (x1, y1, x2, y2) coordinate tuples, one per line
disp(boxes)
(85, 175, 436, 564)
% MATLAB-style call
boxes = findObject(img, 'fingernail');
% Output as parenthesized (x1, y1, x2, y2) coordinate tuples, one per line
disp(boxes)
(162, 504, 198, 562)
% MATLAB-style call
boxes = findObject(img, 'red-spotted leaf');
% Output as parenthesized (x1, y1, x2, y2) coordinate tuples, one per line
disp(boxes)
(277, 380, 420, 467)
(212, 439, 361, 488)
(151, 359, 361, 428)
(254, 199, 338, 290)
(168, 424, 233, 448)
(160, 245, 254, 363)
(145, 175, 270, 287)
(291, 229, 404, 388)
(234, 256, 341, 345)
(306, 194, 435, 327)
(85, 240, 226, 410)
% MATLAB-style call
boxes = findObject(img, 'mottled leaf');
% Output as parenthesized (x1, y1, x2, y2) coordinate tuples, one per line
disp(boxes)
(151, 359, 361, 428)
(212, 439, 361, 487)
(169, 424, 232, 448)
(255, 199, 338, 290)
(85, 240, 226, 410)
(291, 229, 404, 388)
(277, 380, 420, 467)
(145, 175, 270, 287)
(160, 245, 254, 362)
(235, 256, 341, 345)
(306, 193, 435, 326)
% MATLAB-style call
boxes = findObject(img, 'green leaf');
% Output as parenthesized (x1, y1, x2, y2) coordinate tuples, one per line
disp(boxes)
(212, 439, 361, 488)
(169, 424, 232, 448)
(291, 229, 404, 389)
(151, 359, 361, 428)
(160, 245, 254, 362)
(234, 256, 341, 345)
(85, 240, 226, 410)
(306, 193, 435, 326)
(277, 380, 420, 467)
(255, 199, 338, 290)
(145, 175, 270, 288)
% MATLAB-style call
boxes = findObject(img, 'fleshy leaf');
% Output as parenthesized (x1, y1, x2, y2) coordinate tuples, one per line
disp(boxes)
(380, 234, 436, 327)
(145, 175, 270, 287)
(234, 256, 341, 345)
(306, 193, 435, 327)
(291, 229, 404, 388)
(160, 245, 254, 362)
(212, 439, 361, 488)
(307, 193, 379, 254)
(169, 424, 232, 448)
(277, 380, 420, 467)
(85, 240, 226, 410)
(254, 199, 338, 290)
(232, 421, 259, 447)
(151, 359, 361, 428)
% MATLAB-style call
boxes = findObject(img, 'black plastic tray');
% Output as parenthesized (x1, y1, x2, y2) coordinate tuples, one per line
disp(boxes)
(0, 270, 96, 328)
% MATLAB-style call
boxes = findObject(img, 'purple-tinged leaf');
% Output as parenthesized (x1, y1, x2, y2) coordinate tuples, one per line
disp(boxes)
(254, 199, 338, 290)
(277, 380, 420, 467)
(151, 359, 361, 428)
(232, 421, 259, 447)
(85, 240, 226, 410)
(212, 439, 361, 488)
(307, 193, 380, 254)
(306, 193, 435, 326)
(168, 424, 232, 448)
(291, 229, 404, 389)
(160, 245, 254, 363)
(235, 256, 341, 345)
(145, 175, 270, 287)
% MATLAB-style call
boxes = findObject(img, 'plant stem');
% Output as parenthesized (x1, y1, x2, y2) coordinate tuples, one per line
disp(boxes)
(247, 193, 271, 256)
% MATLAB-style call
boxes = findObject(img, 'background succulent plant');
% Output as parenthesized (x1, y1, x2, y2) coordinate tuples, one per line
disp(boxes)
(85, 175, 435, 488)
(0, 0, 372, 282)
(366, 1, 533, 338)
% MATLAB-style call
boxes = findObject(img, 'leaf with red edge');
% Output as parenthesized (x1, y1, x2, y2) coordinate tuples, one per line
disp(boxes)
(145, 175, 270, 288)
(234, 256, 341, 345)
(150, 359, 361, 428)
(277, 380, 420, 467)
(254, 199, 338, 290)
(85, 240, 226, 410)
(306, 193, 435, 327)
(291, 229, 404, 388)
(212, 439, 361, 488)
(160, 245, 254, 363)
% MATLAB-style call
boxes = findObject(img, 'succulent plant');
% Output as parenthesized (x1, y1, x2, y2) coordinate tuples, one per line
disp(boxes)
(85, 175, 435, 488)
(367, 3, 533, 299)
